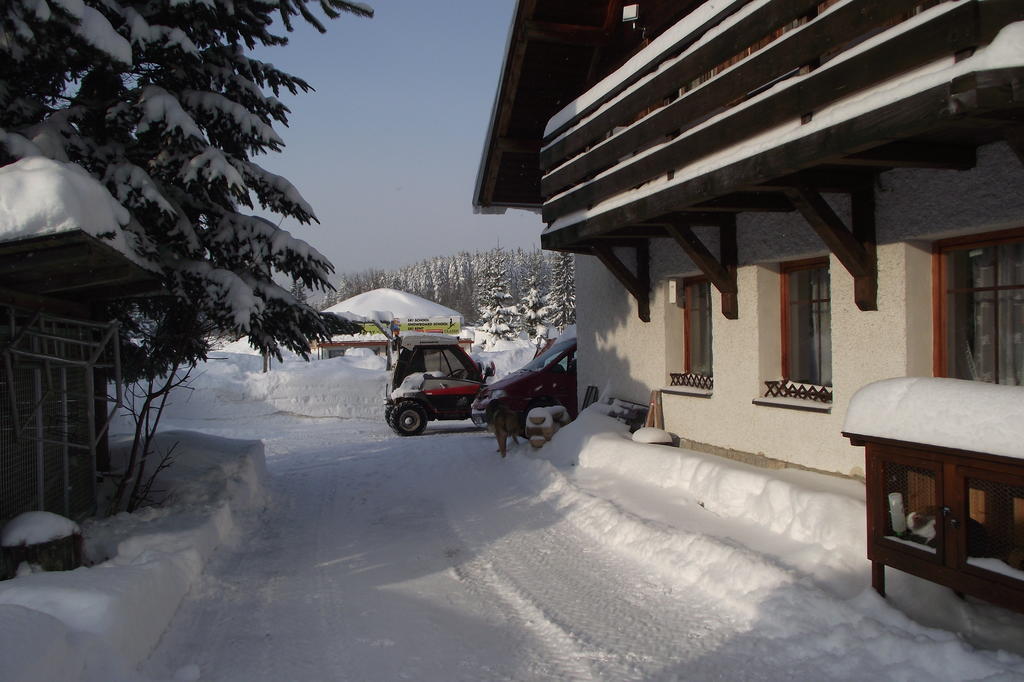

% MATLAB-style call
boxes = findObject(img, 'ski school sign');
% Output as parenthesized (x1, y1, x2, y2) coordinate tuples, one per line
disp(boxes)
(357, 316, 462, 336)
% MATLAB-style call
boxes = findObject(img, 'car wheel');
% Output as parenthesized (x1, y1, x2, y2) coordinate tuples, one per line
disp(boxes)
(384, 404, 397, 429)
(392, 402, 427, 436)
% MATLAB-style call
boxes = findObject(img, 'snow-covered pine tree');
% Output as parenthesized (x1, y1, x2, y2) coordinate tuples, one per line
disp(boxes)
(289, 277, 309, 305)
(546, 251, 576, 331)
(0, 0, 370, 378)
(475, 250, 518, 343)
(517, 251, 550, 340)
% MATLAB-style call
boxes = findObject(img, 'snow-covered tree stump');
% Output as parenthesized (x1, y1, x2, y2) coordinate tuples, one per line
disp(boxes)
(1, 512, 83, 580)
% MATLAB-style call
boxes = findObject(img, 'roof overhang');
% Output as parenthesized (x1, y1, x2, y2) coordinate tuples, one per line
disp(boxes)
(0, 230, 162, 315)
(473, 0, 626, 213)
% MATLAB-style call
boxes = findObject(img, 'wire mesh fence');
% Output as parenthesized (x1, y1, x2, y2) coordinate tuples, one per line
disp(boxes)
(1, 306, 120, 526)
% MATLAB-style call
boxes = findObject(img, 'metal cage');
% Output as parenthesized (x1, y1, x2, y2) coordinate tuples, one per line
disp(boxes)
(0, 305, 122, 524)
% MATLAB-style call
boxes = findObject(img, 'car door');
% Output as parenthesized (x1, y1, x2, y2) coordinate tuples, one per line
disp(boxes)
(420, 348, 481, 418)
(545, 348, 578, 417)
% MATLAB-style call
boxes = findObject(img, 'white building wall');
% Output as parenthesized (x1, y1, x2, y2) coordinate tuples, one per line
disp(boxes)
(576, 246, 670, 406)
(574, 142, 1024, 477)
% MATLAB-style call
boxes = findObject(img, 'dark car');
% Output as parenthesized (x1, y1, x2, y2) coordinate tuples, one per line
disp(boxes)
(385, 333, 492, 436)
(471, 334, 577, 427)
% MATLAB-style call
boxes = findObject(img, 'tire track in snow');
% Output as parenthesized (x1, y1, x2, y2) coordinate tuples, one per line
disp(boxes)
(449, 554, 598, 681)
(444, 458, 748, 681)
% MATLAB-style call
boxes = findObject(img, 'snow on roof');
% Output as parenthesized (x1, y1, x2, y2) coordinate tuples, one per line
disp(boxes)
(0, 157, 151, 269)
(544, 0, 754, 139)
(843, 378, 1024, 460)
(546, 8, 1024, 234)
(324, 288, 462, 320)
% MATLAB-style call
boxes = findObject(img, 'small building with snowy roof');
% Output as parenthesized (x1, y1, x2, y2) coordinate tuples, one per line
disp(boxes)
(0, 158, 161, 531)
(318, 288, 469, 358)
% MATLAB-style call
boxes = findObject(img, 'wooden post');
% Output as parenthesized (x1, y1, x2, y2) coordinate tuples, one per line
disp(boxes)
(644, 390, 664, 429)
(872, 561, 886, 597)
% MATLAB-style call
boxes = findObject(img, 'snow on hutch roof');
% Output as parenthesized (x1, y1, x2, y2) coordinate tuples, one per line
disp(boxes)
(844, 378, 1024, 460)
(324, 288, 462, 321)
(0, 157, 151, 271)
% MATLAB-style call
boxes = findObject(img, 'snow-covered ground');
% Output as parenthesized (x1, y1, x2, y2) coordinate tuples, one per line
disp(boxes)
(3, 342, 1024, 681)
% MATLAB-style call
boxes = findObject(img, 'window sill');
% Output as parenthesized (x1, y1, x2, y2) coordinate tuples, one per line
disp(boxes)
(752, 396, 832, 413)
(662, 386, 713, 399)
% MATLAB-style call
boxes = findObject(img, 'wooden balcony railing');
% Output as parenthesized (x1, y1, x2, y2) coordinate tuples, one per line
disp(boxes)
(537, 0, 1024, 229)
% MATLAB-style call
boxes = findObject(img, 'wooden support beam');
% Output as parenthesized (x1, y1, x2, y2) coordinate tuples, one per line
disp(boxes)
(851, 187, 877, 311)
(720, 216, 739, 320)
(833, 141, 976, 170)
(664, 216, 739, 319)
(784, 184, 878, 311)
(592, 243, 650, 322)
(637, 240, 650, 323)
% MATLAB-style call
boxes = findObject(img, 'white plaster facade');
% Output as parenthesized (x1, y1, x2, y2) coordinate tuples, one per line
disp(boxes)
(575, 143, 1024, 477)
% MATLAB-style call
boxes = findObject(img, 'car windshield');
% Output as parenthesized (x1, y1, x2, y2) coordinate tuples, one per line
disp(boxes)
(520, 337, 575, 372)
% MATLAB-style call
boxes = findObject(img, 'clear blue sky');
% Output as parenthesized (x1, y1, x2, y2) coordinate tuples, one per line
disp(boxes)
(255, 1, 542, 277)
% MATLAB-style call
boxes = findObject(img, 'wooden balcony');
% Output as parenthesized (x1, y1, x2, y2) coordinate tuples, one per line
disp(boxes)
(538, 0, 1024, 252)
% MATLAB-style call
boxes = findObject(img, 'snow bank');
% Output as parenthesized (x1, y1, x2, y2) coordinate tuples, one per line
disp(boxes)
(512, 405, 1024, 659)
(845, 377, 1024, 459)
(543, 406, 866, 552)
(0, 606, 88, 682)
(472, 337, 536, 378)
(118, 338, 535, 432)
(155, 352, 388, 422)
(0, 431, 266, 681)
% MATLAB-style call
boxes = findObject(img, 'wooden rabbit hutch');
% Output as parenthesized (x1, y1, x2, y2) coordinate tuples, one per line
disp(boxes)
(844, 379, 1024, 614)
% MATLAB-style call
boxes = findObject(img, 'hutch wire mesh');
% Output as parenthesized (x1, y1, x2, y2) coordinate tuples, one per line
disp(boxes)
(965, 476, 1024, 577)
(0, 305, 122, 525)
(882, 459, 940, 552)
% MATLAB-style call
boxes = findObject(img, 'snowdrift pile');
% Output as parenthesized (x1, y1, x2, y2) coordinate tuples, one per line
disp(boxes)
(525, 404, 1024, 657)
(0, 432, 266, 682)
(151, 350, 389, 422)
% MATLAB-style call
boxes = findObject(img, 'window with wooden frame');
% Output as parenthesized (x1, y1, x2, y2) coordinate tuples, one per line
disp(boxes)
(935, 228, 1024, 386)
(684, 278, 713, 376)
(668, 278, 713, 391)
(766, 258, 832, 403)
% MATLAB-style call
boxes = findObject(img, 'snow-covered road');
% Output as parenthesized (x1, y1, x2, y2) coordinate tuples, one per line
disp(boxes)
(141, 414, 1024, 681)
(144, 417, 732, 680)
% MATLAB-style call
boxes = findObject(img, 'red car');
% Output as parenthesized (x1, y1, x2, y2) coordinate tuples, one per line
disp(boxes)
(471, 334, 578, 427)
